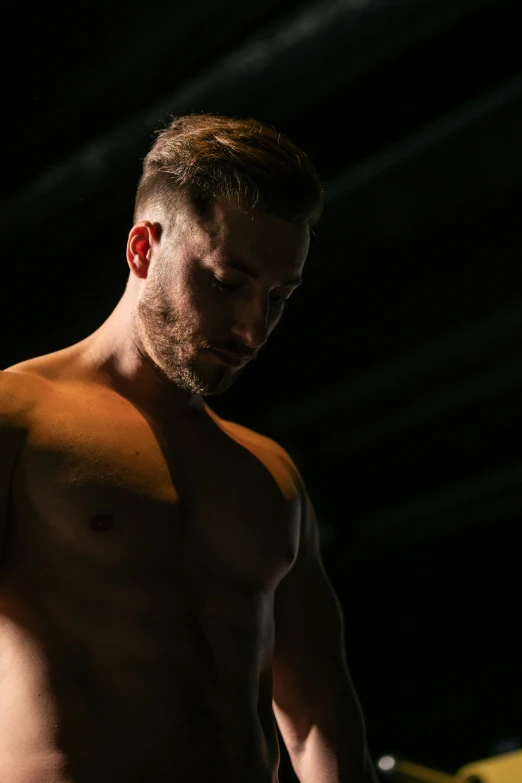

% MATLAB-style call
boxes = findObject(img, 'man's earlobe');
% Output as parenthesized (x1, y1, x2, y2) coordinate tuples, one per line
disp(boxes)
(129, 252, 148, 279)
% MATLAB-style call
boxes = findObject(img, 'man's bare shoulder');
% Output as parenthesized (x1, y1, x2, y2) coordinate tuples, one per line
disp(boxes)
(3, 347, 72, 381)
(0, 366, 52, 426)
(2, 347, 96, 419)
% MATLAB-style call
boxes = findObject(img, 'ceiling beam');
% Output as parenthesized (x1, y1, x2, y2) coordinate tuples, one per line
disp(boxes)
(324, 72, 522, 204)
(335, 461, 522, 565)
(0, 0, 490, 228)
(259, 300, 522, 434)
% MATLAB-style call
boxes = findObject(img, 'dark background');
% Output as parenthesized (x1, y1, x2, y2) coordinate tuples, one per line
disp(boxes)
(2, 0, 521, 777)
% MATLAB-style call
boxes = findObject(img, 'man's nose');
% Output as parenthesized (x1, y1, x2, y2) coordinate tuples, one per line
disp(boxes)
(231, 298, 270, 351)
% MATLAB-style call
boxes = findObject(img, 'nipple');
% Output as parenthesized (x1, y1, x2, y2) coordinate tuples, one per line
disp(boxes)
(89, 513, 115, 532)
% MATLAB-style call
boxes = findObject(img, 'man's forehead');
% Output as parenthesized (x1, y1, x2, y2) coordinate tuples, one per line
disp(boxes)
(174, 197, 309, 277)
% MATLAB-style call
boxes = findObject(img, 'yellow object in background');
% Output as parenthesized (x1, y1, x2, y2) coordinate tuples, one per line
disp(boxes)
(377, 749, 522, 783)
(457, 749, 522, 783)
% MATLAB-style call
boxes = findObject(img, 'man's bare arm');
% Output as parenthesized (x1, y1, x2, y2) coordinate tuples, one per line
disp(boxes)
(0, 371, 31, 561)
(272, 460, 378, 783)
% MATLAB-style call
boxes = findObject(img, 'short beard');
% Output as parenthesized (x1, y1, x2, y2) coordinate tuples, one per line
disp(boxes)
(135, 274, 243, 397)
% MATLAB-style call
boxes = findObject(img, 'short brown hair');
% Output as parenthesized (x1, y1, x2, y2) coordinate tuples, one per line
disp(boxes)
(134, 113, 324, 227)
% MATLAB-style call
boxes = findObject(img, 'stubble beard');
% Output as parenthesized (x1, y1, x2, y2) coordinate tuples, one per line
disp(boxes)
(135, 276, 243, 397)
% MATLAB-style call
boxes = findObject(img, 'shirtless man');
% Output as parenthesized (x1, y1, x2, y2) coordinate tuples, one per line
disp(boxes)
(0, 114, 377, 782)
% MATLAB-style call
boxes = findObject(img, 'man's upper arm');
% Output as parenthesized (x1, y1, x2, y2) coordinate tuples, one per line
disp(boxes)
(271, 462, 365, 752)
(0, 371, 29, 556)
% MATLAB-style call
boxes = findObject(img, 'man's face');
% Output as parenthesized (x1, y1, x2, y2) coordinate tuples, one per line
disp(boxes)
(135, 198, 310, 396)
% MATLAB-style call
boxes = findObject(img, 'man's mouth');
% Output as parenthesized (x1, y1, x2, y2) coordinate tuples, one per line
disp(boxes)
(208, 348, 249, 368)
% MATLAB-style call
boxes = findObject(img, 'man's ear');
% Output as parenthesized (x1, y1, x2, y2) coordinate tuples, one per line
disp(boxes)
(126, 220, 160, 279)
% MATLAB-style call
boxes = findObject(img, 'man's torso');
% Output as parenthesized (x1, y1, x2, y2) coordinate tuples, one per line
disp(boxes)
(0, 357, 301, 782)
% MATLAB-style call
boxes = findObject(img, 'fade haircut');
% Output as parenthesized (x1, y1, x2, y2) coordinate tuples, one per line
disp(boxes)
(134, 113, 324, 227)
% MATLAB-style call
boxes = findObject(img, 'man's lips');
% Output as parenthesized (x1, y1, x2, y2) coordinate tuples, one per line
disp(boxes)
(209, 348, 249, 367)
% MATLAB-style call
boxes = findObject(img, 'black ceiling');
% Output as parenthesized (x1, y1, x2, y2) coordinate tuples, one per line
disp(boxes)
(2, 0, 522, 775)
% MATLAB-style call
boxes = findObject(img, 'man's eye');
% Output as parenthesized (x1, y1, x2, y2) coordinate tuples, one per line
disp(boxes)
(209, 276, 290, 307)
(209, 277, 240, 294)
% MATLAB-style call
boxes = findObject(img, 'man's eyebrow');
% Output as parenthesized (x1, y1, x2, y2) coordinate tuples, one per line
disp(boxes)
(224, 259, 303, 287)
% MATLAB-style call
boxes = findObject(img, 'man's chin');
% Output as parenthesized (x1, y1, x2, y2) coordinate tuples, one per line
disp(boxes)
(160, 360, 242, 397)
(199, 366, 244, 396)
(188, 349, 244, 395)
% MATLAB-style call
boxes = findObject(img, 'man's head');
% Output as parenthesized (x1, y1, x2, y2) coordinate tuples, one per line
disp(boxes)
(126, 113, 323, 397)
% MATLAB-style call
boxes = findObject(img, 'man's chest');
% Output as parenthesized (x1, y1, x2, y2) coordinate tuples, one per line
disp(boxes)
(9, 397, 300, 591)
